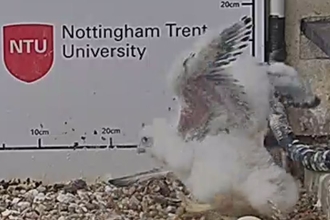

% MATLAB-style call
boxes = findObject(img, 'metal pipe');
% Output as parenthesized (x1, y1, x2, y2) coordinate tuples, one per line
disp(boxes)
(270, 0, 285, 17)
(269, 100, 330, 172)
(268, 0, 286, 62)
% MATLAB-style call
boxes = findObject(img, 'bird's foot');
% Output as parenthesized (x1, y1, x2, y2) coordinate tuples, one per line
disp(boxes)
(178, 192, 212, 213)
(185, 202, 213, 213)
(178, 192, 236, 220)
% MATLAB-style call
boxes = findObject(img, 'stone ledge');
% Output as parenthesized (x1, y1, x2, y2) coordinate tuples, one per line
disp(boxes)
(300, 34, 329, 60)
(304, 169, 330, 218)
(301, 16, 330, 58)
(287, 107, 330, 136)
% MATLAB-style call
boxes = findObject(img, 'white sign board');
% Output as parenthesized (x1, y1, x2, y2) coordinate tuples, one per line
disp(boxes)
(0, 0, 265, 181)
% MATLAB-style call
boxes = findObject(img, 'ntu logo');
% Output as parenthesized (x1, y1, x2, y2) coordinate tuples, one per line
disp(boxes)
(2, 23, 54, 83)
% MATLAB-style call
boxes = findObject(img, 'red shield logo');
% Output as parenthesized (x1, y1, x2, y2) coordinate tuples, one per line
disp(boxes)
(3, 24, 54, 83)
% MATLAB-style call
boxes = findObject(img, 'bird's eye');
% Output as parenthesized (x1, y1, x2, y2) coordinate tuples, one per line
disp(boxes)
(141, 137, 149, 143)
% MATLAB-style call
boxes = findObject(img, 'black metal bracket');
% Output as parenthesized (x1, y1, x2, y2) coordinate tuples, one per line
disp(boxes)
(301, 16, 330, 58)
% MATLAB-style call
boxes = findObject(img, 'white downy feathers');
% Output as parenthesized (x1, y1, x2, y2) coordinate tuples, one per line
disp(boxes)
(138, 119, 299, 217)
(168, 16, 271, 141)
(135, 16, 301, 217)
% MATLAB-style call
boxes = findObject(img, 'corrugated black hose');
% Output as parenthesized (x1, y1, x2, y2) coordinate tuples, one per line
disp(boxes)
(269, 101, 330, 172)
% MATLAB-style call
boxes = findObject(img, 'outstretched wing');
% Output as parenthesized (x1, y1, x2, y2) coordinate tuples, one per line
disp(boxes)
(176, 16, 254, 140)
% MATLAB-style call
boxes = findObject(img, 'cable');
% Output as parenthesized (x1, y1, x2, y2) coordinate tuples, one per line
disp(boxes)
(269, 100, 330, 172)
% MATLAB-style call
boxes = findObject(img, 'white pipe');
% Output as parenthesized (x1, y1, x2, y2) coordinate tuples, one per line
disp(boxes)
(270, 0, 285, 18)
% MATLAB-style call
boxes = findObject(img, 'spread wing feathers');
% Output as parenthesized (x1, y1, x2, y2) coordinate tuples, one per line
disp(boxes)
(168, 16, 252, 99)
(174, 16, 257, 140)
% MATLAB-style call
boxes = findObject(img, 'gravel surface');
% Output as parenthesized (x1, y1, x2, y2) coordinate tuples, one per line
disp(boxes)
(0, 174, 327, 220)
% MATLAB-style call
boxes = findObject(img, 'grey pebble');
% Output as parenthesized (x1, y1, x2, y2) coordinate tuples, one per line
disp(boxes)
(0, 175, 324, 220)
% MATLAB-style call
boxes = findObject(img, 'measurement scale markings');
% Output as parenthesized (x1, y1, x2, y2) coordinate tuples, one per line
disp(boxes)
(241, 2, 253, 6)
(0, 137, 137, 151)
(0, 144, 137, 151)
(221, 1, 256, 55)
(0, 0, 262, 150)
(220, 1, 240, 8)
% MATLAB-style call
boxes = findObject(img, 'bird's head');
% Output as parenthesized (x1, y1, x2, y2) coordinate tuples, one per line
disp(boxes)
(267, 62, 321, 109)
(136, 124, 154, 154)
